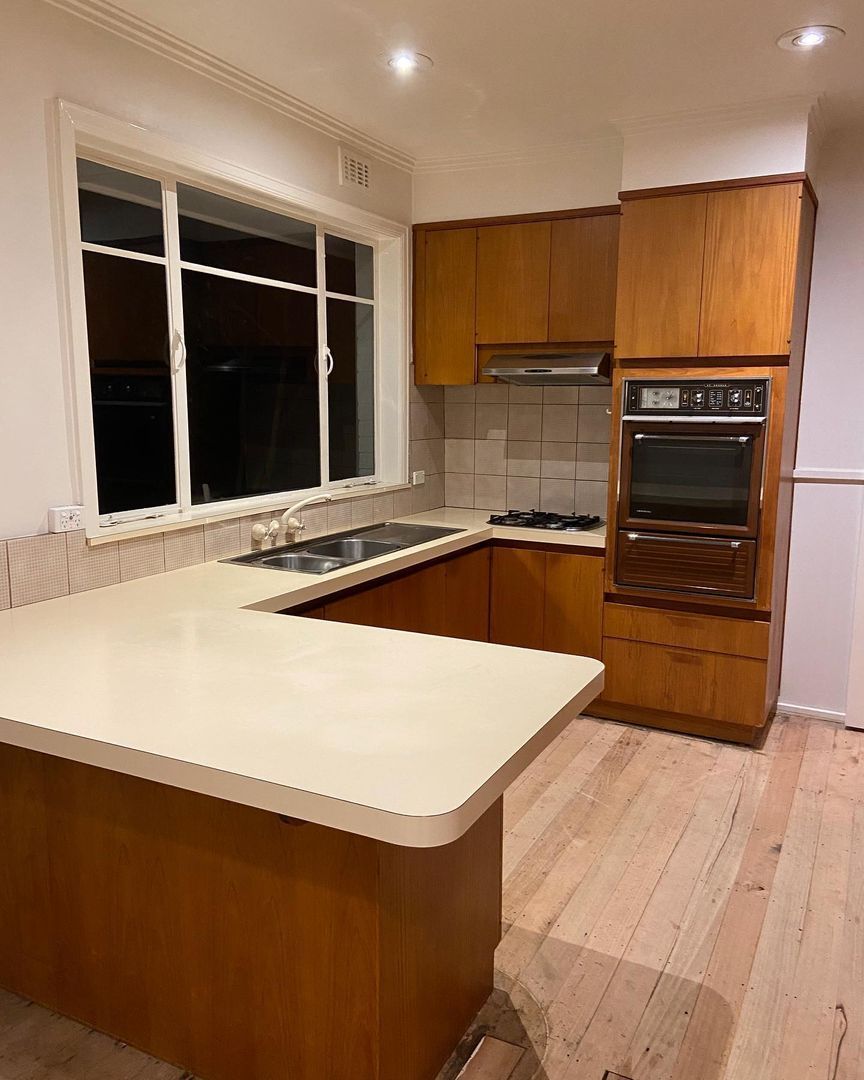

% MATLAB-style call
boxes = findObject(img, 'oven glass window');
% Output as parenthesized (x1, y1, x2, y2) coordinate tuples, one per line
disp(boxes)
(629, 434, 754, 526)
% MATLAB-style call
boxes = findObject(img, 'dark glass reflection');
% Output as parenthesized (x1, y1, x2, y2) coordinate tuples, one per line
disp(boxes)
(325, 234, 374, 298)
(82, 251, 176, 513)
(327, 299, 374, 481)
(629, 435, 754, 526)
(178, 185, 317, 286)
(77, 159, 164, 256)
(182, 271, 320, 503)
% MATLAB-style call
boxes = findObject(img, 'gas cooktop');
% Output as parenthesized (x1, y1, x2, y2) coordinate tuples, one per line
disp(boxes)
(488, 510, 603, 532)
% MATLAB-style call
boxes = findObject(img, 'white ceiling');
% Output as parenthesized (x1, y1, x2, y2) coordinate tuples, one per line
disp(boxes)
(100, 0, 864, 162)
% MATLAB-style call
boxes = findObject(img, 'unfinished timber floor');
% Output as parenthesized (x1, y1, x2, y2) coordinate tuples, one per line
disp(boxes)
(1, 712, 861, 1080)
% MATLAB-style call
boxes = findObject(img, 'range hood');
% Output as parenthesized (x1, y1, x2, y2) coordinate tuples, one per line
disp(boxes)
(482, 350, 611, 386)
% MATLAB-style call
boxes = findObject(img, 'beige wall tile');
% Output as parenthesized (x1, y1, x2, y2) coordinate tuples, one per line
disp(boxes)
(393, 487, 414, 517)
(475, 404, 508, 440)
(410, 439, 445, 476)
(66, 531, 120, 593)
(509, 386, 542, 403)
(204, 519, 242, 561)
(541, 442, 577, 479)
(444, 402, 476, 438)
(574, 480, 609, 517)
(474, 439, 506, 476)
(578, 403, 613, 442)
(506, 476, 540, 509)
(351, 496, 376, 527)
(327, 501, 353, 533)
(506, 441, 541, 477)
(444, 385, 475, 403)
(580, 385, 613, 405)
(475, 384, 509, 403)
(507, 405, 542, 442)
(298, 504, 329, 538)
(119, 534, 165, 582)
(543, 386, 580, 404)
(542, 404, 579, 442)
(474, 475, 506, 511)
(164, 526, 206, 570)
(445, 439, 475, 473)
(409, 401, 444, 441)
(0, 542, 9, 610)
(414, 473, 445, 513)
(410, 384, 444, 404)
(575, 443, 611, 481)
(373, 492, 395, 523)
(8, 533, 69, 607)
(445, 473, 475, 508)
(540, 479, 576, 514)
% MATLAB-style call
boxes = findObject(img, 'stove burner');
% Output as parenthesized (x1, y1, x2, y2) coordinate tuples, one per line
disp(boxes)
(488, 510, 603, 532)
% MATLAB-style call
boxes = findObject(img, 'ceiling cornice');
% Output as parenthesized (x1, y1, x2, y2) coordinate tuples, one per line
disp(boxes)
(612, 94, 819, 137)
(43, 0, 416, 172)
(413, 134, 622, 175)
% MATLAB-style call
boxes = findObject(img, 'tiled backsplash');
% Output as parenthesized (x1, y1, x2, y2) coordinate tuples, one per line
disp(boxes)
(437, 383, 612, 516)
(0, 390, 447, 611)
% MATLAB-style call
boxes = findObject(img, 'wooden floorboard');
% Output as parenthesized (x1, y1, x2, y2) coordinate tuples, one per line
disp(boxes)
(1, 712, 862, 1080)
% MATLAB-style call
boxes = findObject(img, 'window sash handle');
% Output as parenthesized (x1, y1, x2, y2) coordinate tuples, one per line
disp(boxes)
(172, 330, 187, 373)
(323, 346, 334, 377)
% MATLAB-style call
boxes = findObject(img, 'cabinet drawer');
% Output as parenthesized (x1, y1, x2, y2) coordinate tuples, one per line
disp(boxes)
(602, 637, 767, 726)
(604, 603, 769, 659)
(616, 531, 757, 599)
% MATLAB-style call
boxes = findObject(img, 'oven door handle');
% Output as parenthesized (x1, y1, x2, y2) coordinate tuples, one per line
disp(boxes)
(633, 433, 753, 444)
(622, 415, 766, 424)
(626, 533, 743, 549)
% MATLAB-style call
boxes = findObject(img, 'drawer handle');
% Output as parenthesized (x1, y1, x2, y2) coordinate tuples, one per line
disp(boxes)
(627, 533, 743, 550)
(668, 651, 699, 664)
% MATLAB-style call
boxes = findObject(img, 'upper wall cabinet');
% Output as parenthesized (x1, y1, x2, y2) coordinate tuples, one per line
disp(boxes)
(475, 222, 551, 344)
(614, 179, 813, 360)
(413, 227, 477, 385)
(413, 207, 620, 384)
(548, 214, 620, 343)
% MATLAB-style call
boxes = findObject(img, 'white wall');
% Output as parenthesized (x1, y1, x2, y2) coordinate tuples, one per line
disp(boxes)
(0, 0, 412, 539)
(779, 124, 864, 720)
(412, 140, 623, 221)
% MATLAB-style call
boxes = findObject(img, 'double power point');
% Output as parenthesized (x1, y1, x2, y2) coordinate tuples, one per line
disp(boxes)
(48, 505, 84, 532)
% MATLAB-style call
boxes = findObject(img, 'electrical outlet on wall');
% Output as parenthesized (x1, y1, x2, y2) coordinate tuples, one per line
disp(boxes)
(411, 470, 426, 486)
(48, 505, 84, 532)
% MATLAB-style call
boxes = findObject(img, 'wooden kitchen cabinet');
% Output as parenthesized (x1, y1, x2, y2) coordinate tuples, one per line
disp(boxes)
(490, 545, 603, 659)
(614, 193, 707, 358)
(442, 546, 491, 641)
(615, 179, 813, 360)
(413, 227, 477, 385)
(475, 222, 552, 344)
(699, 184, 802, 356)
(548, 214, 619, 343)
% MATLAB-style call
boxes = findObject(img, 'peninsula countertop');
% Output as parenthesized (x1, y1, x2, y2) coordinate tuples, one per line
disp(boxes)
(0, 508, 605, 846)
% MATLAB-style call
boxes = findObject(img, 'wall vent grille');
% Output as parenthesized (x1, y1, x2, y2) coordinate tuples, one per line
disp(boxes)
(340, 148, 371, 189)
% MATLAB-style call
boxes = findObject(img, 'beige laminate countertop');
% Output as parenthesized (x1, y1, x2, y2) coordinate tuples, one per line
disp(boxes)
(0, 508, 605, 846)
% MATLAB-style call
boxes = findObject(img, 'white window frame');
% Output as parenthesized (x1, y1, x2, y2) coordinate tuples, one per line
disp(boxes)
(53, 100, 409, 541)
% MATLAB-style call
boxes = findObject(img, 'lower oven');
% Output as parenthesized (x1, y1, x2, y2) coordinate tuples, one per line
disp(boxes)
(615, 377, 770, 600)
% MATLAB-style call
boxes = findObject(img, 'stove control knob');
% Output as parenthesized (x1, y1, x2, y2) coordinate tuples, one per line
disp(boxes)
(729, 388, 743, 409)
(692, 390, 705, 408)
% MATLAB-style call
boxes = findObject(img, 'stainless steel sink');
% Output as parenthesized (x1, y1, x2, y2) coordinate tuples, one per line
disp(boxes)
(224, 520, 465, 575)
(304, 537, 403, 560)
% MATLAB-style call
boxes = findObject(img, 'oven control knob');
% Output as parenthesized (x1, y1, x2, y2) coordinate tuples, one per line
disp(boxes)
(729, 388, 743, 408)
(692, 390, 705, 408)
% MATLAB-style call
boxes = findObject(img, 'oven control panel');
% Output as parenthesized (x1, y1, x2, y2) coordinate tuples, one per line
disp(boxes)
(623, 379, 769, 418)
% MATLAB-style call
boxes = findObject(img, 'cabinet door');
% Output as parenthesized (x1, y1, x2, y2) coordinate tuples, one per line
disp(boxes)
(614, 194, 707, 358)
(414, 228, 477, 385)
(324, 581, 396, 628)
(489, 547, 546, 648)
(443, 547, 491, 641)
(543, 553, 603, 659)
(699, 184, 801, 357)
(548, 215, 619, 343)
(476, 223, 551, 344)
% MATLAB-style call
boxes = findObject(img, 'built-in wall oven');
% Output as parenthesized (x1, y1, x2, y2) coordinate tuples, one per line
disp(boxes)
(615, 378, 770, 600)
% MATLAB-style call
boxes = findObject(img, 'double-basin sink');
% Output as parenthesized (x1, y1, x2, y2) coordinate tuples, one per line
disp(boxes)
(225, 521, 464, 575)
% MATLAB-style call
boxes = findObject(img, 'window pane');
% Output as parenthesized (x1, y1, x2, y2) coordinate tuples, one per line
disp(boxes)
(327, 299, 374, 481)
(182, 271, 320, 504)
(178, 185, 316, 287)
(81, 251, 176, 514)
(325, 234, 374, 298)
(77, 159, 164, 257)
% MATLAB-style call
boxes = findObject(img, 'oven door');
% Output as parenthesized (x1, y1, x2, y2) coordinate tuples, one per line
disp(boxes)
(619, 421, 765, 538)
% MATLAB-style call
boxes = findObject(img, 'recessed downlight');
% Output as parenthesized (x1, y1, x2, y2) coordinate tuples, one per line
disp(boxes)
(386, 51, 433, 74)
(776, 24, 845, 51)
